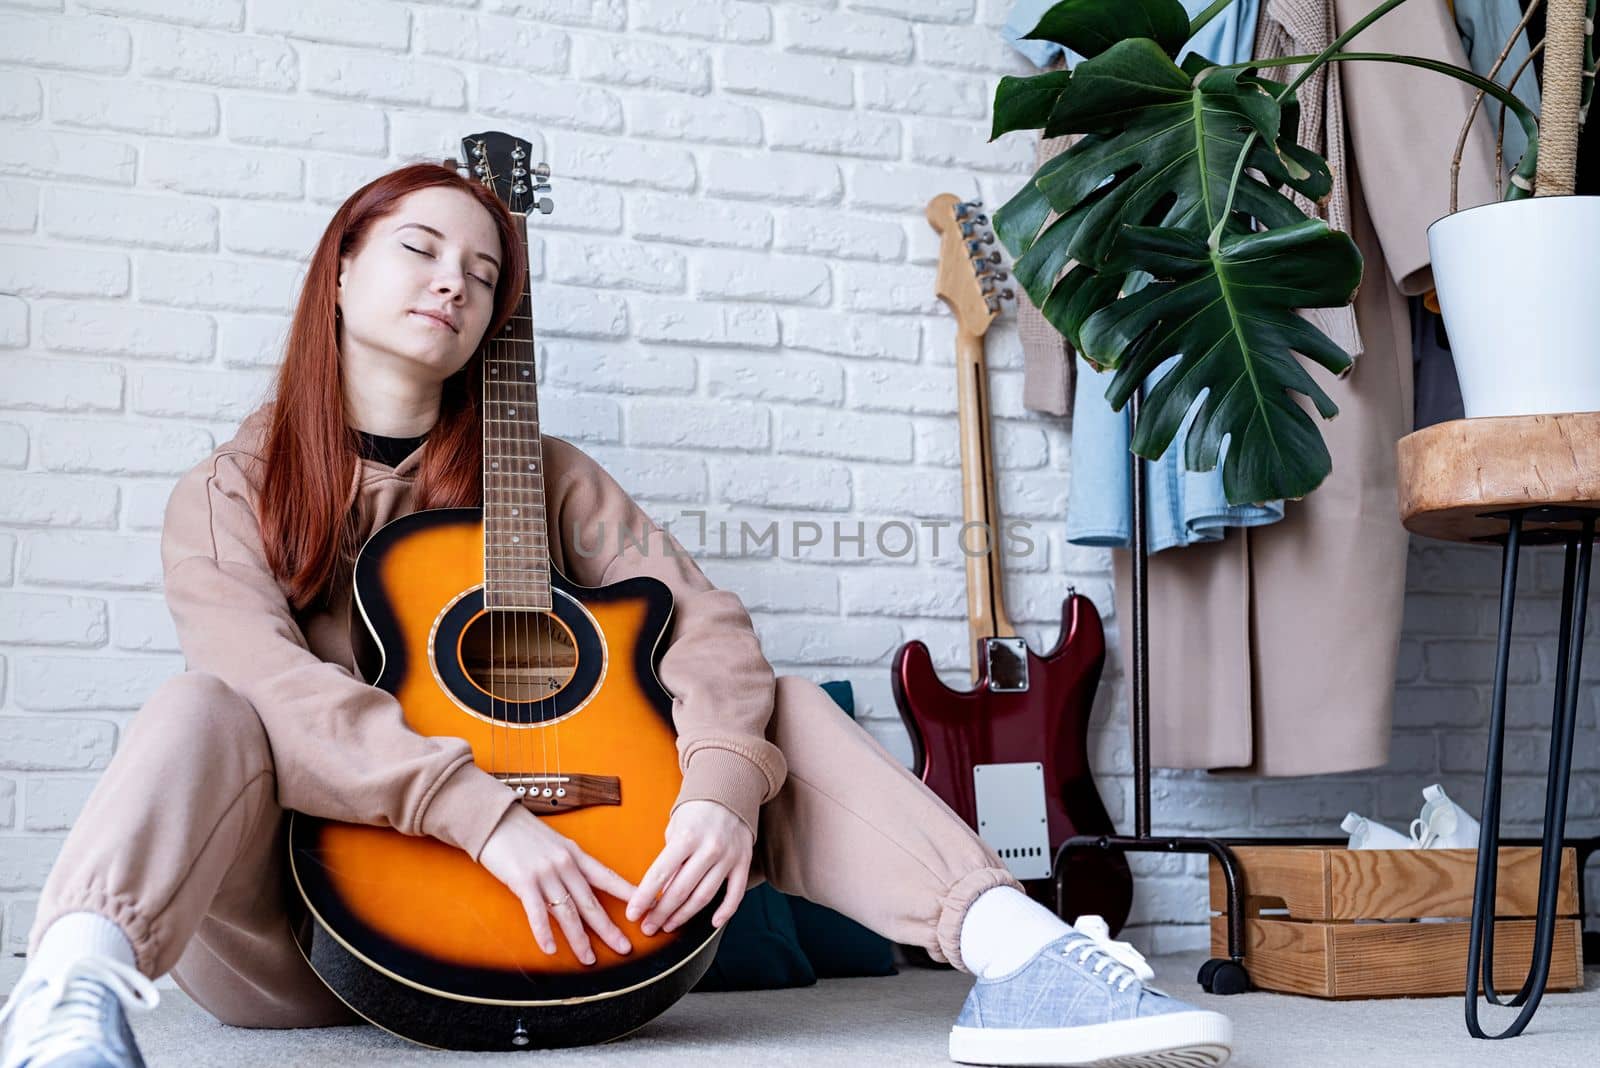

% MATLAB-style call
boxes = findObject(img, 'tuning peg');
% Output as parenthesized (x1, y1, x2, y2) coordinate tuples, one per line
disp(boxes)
(971, 250, 1002, 265)
(536, 197, 554, 215)
(984, 288, 1015, 313)
(965, 235, 995, 253)
(533, 162, 552, 179)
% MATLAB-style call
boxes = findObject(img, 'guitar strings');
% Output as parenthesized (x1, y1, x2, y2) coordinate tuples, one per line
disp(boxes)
(486, 306, 503, 788)
(480, 186, 562, 814)
(481, 301, 495, 785)
(508, 208, 548, 800)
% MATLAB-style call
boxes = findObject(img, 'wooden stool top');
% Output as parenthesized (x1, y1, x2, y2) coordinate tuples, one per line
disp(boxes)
(1397, 413, 1600, 543)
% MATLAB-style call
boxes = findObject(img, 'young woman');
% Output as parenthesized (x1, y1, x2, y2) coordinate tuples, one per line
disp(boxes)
(0, 164, 1231, 1068)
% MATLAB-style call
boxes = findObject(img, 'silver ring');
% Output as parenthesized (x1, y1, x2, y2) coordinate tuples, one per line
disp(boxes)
(546, 895, 572, 909)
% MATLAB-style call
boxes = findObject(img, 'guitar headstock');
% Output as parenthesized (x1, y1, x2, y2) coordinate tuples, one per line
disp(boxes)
(449, 130, 555, 217)
(927, 193, 1013, 336)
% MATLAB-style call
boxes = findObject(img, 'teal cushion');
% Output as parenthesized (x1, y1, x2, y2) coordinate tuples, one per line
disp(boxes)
(693, 883, 814, 992)
(693, 680, 896, 991)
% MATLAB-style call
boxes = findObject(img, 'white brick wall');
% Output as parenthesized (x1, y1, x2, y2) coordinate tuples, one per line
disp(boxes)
(3, 0, 1598, 992)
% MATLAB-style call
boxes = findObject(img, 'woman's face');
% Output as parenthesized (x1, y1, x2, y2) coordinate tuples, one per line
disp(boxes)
(335, 185, 504, 382)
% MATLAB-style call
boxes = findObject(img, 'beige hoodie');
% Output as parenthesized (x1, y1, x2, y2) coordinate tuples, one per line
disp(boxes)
(159, 405, 787, 863)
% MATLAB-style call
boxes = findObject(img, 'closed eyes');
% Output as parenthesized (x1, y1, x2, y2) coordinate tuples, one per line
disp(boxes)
(401, 243, 495, 289)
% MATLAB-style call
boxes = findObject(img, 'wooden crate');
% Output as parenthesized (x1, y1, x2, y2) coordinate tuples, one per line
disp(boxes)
(1207, 845, 1584, 998)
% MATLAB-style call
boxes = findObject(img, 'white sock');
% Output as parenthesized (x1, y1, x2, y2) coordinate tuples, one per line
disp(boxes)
(24, 911, 136, 984)
(958, 886, 1074, 979)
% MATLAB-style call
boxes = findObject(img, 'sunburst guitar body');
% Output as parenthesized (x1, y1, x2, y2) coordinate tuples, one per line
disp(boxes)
(287, 132, 723, 1051)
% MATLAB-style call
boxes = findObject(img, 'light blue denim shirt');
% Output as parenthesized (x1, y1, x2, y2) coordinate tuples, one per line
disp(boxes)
(1453, 0, 1542, 177)
(1003, 0, 1274, 552)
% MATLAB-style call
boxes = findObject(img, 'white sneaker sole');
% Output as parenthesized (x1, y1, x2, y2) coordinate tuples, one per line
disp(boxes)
(949, 1009, 1232, 1067)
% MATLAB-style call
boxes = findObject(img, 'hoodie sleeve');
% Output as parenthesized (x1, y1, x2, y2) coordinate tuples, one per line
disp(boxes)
(160, 451, 520, 863)
(545, 438, 786, 838)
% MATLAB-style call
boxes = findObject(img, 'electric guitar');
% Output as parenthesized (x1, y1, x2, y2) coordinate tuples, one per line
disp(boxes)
(891, 194, 1133, 932)
(287, 131, 721, 1051)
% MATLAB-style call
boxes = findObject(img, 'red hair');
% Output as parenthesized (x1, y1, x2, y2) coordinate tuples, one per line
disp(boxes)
(259, 161, 527, 610)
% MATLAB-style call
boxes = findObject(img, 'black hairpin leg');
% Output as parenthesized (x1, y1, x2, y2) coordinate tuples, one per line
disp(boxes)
(1465, 511, 1596, 1039)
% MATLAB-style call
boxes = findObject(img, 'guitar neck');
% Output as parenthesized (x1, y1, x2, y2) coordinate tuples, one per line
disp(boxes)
(954, 326, 1016, 681)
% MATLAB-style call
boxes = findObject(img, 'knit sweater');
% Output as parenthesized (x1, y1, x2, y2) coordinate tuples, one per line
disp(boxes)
(159, 405, 787, 863)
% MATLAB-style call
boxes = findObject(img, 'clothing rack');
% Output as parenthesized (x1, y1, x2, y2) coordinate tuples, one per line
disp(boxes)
(1053, 391, 1258, 995)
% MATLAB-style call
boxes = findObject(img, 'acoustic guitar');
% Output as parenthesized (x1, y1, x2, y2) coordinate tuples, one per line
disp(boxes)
(287, 131, 722, 1051)
(891, 194, 1133, 932)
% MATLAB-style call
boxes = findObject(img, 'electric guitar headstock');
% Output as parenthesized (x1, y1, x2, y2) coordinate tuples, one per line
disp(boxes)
(927, 193, 1013, 336)
(449, 130, 555, 218)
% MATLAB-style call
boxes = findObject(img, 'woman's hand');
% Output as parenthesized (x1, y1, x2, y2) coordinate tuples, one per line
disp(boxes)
(625, 800, 754, 935)
(477, 806, 637, 965)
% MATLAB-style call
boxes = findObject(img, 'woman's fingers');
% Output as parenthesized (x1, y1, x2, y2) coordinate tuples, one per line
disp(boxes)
(567, 857, 634, 956)
(643, 848, 718, 934)
(578, 852, 640, 906)
(712, 857, 750, 929)
(627, 836, 692, 923)
(542, 876, 597, 965)
(659, 856, 729, 933)
(520, 896, 557, 956)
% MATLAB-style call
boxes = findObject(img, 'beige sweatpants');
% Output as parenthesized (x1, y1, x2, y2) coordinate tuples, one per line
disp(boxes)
(26, 671, 1019, 1027)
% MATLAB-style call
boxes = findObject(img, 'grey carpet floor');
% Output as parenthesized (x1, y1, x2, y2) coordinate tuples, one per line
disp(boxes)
(94, 952, 1600, 1067)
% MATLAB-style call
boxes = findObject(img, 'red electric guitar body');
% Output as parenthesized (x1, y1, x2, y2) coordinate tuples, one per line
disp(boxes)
(892, 195, 1133, 933)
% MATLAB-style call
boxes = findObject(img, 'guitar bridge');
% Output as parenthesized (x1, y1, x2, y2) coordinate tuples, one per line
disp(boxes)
(973, 762, 1051, 879)
(504, 773, 621, 814)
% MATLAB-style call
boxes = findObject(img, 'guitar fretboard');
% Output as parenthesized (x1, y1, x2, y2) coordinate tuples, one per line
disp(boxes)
(482, 213, 550, 611)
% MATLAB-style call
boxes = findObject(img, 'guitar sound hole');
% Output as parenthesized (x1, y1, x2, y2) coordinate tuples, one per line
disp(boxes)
(458, 609, 579, 703)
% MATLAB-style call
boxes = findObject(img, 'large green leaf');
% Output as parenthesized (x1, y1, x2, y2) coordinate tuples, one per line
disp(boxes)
(1023, 0, 1193, 60)
(986, 8, 1544, 506)
(1079, 221, 1362, 504)
(1033, 41, 1327, 269)
(993, 69, 1075, 140)
(992, 0, 1198, 139)
(990, 35, 1364, 504)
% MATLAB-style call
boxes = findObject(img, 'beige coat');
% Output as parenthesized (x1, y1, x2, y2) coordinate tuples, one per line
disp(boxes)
(1102, 0, 1502, 773)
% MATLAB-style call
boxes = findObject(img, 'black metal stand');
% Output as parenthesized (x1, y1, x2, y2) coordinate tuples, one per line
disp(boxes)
(1464, 507, 1600, 1039)
(1053, 392, 1254, 995)
(1053, 404, 1600, 1002)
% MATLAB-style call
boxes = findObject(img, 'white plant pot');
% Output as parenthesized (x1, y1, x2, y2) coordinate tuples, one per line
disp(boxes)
(1426, 195, 1600, 418)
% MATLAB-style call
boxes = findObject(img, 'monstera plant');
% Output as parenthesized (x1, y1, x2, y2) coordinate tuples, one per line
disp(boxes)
(991, 0, 1556, 506)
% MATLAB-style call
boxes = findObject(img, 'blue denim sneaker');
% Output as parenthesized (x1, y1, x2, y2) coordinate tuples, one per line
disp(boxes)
(949, 929, 1232, 1067)
(0, 956, 158, 1068)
